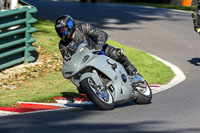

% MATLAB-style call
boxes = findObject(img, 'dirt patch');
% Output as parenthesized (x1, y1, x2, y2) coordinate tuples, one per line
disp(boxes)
(0, 57, 43, 80)
(0, 51, 62, 91)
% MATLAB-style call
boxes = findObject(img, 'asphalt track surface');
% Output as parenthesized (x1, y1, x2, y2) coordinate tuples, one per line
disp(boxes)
(1, 1, 200, 133)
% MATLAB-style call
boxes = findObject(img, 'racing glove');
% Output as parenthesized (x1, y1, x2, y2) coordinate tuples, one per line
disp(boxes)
(95, 44, 103, 51)
(96, 40, 106, 51)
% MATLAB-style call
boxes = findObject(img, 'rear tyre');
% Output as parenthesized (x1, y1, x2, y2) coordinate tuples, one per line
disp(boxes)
(133, 76, 152, 104)
(80, 78, 114, 110)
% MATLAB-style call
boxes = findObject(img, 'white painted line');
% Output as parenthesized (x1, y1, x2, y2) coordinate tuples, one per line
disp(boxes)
(17, 101, 68, 108)
(55, 99, 73, 104)
(0, 110, 19, 117)
(0, 102, 93, 117)
(150, 54, 186, 94)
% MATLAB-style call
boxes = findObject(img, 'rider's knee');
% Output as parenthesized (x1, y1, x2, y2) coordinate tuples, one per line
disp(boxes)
(105, 45, 124, 60)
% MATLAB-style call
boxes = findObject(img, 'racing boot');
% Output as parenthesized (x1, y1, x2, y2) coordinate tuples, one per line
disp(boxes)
(121, 56, 138, 76)
(122, 58, 146, 86)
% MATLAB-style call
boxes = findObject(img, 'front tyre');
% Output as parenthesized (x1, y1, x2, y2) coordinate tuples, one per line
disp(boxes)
(80, 78, 114, 110)
(133, 76, 152, 104)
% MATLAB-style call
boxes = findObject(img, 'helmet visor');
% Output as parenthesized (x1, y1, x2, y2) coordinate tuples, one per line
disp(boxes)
(59, 27, 69, 38)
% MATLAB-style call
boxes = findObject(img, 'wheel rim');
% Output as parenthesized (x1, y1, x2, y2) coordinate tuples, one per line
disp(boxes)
(88, 78, 113, 104)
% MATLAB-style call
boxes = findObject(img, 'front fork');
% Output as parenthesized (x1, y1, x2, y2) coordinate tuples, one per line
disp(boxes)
(92, 69, 105, 90)
(92, 69, 114, 95)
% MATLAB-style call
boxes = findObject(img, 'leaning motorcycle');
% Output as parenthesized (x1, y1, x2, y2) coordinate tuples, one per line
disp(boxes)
(62, 43, 152, 110)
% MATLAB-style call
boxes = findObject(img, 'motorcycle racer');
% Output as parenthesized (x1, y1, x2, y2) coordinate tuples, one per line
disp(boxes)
(192, 0, 200, 34)
(55, 15, 138, 76)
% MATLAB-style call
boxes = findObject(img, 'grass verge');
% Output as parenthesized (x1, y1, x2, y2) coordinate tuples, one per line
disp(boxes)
(0, 19, 175, 106)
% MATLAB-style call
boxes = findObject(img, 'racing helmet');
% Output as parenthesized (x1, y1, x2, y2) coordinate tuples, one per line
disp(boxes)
(55, 15, 76, 41)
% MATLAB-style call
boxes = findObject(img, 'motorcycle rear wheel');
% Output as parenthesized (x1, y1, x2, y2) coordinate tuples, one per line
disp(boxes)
(134, 77, 152, 104)
(80, 77, 114, 110)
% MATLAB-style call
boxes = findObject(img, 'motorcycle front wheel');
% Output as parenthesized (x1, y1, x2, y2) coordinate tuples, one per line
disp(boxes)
(80, 77, 114, 110)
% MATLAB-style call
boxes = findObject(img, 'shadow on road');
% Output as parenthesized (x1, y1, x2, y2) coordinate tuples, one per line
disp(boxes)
(188, 58, 200, 66)
(60, 91, 140, 110)
(26, 0, 187, 30)
(0, 109, 200, 133)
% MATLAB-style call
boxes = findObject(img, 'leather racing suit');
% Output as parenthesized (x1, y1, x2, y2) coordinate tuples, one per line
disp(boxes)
(59, 23, 137, 75)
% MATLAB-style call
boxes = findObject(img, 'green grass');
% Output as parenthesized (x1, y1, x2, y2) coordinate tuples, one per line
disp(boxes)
(117, 2, 196, 11)
(0, 72, 78, 107)
(0, 19, 175, 106)
(32, 19, 60, 53)
(108, 40, 174, 84)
